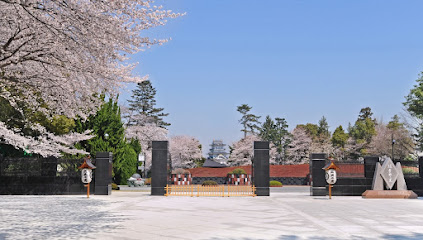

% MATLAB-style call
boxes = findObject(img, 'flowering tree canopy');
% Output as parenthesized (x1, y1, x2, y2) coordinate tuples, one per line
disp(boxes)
(0, 121, 92, 157)
(228, 135, 262, 166)
(125, 123, 167, 170)
(368, 122, 414, 159)
(0, 0, 181, 156)
(228, 135, 278, 166)
(169, 135, 202, 169)
(287, 127, 312, 164)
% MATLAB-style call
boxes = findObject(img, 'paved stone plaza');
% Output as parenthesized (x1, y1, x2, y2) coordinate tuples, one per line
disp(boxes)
(1, 187, 423, 240)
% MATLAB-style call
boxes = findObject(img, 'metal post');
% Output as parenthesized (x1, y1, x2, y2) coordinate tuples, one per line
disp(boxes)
(392, 133, 395, 160)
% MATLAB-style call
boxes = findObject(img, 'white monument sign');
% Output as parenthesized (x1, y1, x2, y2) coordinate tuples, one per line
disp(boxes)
(372, 156, 407, 190)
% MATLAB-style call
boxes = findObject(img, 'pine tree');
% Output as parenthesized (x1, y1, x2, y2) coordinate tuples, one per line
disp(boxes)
(237, 104, 261, 138)
(358, 107, 375, 121)
(259, 116, 275, 142)
(259, 116, 290, 164)
(318, 116, 330, 139)
(273, 117, 291, 163)
(127, 80, 170, 128)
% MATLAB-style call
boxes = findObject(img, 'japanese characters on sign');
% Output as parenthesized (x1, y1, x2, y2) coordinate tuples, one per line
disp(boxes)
(325, 169, 337, 185)
(81, 168, 93, 184)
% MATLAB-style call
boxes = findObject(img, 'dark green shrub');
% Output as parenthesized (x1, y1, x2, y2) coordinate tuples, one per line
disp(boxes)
(202, 180, 218, 186)
(270, 180, 283, 187)
(114, 143, 138, 185)
(111, 183, 120, 190)
(228, 168, 247, 175)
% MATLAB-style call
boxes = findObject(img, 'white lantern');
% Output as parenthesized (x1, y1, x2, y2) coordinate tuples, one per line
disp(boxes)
(325, 169, 337, 185)
(81, 168, 93, 184)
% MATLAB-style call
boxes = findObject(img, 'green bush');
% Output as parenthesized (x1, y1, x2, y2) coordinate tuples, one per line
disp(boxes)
(228, 168, 247, 175)
(111, 183, 120, 190)
(270, 180, 283, 187)
(114, 143, 138, 185)
(202, 180, 218, 186)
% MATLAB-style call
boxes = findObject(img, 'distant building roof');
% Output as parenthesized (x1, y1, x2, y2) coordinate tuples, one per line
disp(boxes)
(202, 159, 227, 168)
(208, 139, 229, 159)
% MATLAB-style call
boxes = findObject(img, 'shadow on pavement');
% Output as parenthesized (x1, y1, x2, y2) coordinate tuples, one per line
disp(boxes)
(0, 196, 125, 240)
(207, 233, 423, 240)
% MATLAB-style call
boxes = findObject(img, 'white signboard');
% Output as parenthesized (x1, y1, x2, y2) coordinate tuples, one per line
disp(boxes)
(325, 169, 337, 184)
(81, 169, 93, 184)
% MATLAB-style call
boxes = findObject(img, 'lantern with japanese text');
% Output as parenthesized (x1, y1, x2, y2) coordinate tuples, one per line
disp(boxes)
(78, 156, 96, 198)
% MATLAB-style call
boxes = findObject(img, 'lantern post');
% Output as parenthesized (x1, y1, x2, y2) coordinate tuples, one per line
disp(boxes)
(322, 160, 339, 199)
(78, 156, 96, 198)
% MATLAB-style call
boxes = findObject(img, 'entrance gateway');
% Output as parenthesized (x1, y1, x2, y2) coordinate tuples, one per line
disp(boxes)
(151, 141, 270, 197)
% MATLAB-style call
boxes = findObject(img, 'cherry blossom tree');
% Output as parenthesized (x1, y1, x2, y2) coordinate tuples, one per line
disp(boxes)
(343, 137, 366, 160)
(0, 122, 91, 157)
(286, 127, 312, 164)
(368, 122, 414, 159)
(0, 0, 181, 156)
(228, 135, 277, 166)
(169, 135, 202, 169)
(228, 135, 261, 166)
(125, 123, 167, 170)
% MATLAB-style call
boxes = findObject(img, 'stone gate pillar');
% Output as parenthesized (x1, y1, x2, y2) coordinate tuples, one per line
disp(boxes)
(253, 141, 270, 196)
(151, 141, 168, 196)
(310, 153, 327, 196)
(364, 156, 379, 179)
(95, 152, 113, 195)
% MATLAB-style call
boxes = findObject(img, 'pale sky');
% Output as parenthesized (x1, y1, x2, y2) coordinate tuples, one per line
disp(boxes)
(119, 0, 423, 156)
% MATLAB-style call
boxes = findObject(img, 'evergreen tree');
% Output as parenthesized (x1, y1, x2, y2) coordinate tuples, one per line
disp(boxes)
(259, 116, 276, 142)
(76, 97, 140, 184)
(297, 123, 319, 140)
(273, 117, 291, 163)
(127, 80, 170, 128)
(404, 74, 423, 118)
(332, 125, 348, 148)
(345, 107, 377, 158)
(404, 74, 423, 150)
(358, 107, 375, 122)
(350, 107, 376, 143)
(259, 116, 290, 163)
(387, 115, 403, 130)
(318, 116, 330, 139)
(237, 104, 261, 138)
